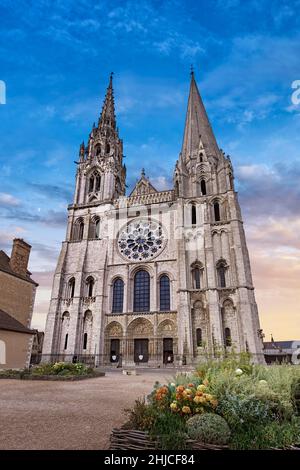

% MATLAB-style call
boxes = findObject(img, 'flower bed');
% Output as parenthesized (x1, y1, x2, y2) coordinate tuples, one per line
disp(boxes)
(120, 355, 300, 450)
(0, 362, 105, 380)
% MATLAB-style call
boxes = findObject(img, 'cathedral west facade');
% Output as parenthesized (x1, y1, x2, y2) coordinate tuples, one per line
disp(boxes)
(43, 72, 264, 366)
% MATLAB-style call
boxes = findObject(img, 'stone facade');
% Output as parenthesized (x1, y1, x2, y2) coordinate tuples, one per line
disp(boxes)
(43, 72, 264, 366)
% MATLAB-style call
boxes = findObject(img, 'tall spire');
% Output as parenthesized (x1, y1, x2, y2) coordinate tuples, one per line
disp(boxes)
(98, 72, 116, 130)
(181, 70, 219, 161)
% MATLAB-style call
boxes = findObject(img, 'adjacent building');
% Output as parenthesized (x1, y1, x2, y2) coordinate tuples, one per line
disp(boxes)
(43, 72, 264, 366)
(0, 239, 38, 369)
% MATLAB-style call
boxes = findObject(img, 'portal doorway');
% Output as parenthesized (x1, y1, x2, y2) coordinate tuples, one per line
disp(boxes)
(163, 338, 173, 364)
(110, 339, 120, 363)
(134, 339, 149, 363)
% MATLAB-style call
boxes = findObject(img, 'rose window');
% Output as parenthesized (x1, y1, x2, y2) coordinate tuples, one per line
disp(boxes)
(118, 219, 165, 261)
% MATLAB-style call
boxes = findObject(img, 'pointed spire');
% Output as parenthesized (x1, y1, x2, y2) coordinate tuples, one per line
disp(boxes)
(98, 72, 116, 130)
(181, 70, 219, 161)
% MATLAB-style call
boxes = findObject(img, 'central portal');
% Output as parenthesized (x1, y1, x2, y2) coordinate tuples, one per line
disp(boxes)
(134, 338, 149, 363)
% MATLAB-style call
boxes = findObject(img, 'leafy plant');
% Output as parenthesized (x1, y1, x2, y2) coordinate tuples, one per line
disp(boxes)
(186, 413, 230, 445)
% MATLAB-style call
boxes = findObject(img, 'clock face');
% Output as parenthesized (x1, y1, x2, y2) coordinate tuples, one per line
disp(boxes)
(117, 219, 165, 261)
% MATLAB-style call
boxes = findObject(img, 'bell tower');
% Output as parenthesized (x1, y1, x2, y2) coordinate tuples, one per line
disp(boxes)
(73, 73, 126, 205)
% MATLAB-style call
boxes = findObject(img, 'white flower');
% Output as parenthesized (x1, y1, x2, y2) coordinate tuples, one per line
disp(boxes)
(259, 379, 268, 386)
(235, 368, 243, 376)
(170, 383, 176, 387)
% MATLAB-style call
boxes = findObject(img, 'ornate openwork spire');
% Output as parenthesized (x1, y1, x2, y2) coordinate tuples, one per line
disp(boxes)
(181, 71, 219, 161)
(98, 72, 116, 130)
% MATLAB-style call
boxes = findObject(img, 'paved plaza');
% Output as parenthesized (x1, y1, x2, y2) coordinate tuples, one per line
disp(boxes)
(0, 369, 174, 450)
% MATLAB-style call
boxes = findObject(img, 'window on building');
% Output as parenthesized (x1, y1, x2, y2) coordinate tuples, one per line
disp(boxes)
(77, 220, 84, 241)
(224, 327, 232, 347)
(214, 202, 220, 221)
(159, 275, 170, 311)
(83, 333, 88, 350)
(196, 328, 202, 347)
(193, 267, 201, 289)
(72, 218, 84, 241)
(86, 277, 94, 297)
(217, 262, 226, 288)
(95, 218, 100, 238)
(64, 333, 68, 350)
(133, 270, 150, 312)
(95, 174, 101, 192)
(200, 179, 206, 195)
(112, 278, 124, 313)
(89, 217, 100, 239)
(191, 204, 197, 225)
(89, 176, 94, 193)
(106, 143, 110, 154)
(68, 278, 75, 298)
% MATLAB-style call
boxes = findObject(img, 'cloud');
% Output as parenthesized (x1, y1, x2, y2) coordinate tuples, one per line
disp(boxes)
(0, 208, 67, 227)
(29, 183, 73, 201)
(0, 192, 21, 207)
(236, 161, 300, 218)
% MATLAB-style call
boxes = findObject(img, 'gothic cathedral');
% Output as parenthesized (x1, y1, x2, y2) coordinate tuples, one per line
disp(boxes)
(43, 72, 264, 366)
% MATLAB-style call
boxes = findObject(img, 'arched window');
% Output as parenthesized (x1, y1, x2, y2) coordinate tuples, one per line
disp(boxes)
(217, 261, 227, 288)
(193, 267, 201, 289)
(72, 218, 84, 241)
(95, 218, 100, 238)
(95, 144, 101, 156)
(83, 333, 88, 350)
(89, 176, 94, 193)
(68, 278, 75, 298)
(224, 327, 232, 347)
(200, 179, 206, 196)
(214, 202, 220, 221)
(106, 143, 110, 154)
(64, 333, 68, 350)
(229, 173, 234, 190)
(196, 328, 202, 347)
(112, 278, 124, 313)
(86, 277, 94, 297)
(95, 174, 101, 192)
(159, 275, 170, 311)
(89, 217, 100, 239)
(134, 270, 150, 312)
(78, 221, 84, 240)
(175, 180, 179, 197)
(191, 204, 197, 225)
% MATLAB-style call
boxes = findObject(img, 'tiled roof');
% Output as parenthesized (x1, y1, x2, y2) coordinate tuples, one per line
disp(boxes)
(264, 341, 297, 350)
(0, 309, 34, 334)
(0, 250, 38, 286)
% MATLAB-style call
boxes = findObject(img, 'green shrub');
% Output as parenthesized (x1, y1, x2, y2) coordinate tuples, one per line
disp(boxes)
(217, 392, 274, 427)
(31, 362, 92, 376)
(292, 378, 300, 415)
(229, 417, 300, 450)
(186, 413, 230, 445)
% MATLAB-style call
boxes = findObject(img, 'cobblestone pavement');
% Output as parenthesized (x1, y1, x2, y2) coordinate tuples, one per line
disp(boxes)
(0, 369, 174, 450)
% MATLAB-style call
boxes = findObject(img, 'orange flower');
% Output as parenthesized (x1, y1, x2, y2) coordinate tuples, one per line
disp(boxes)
(182, 406, 191, 414)
(176, 385, 185, 393)
(188, 383, 195, 388)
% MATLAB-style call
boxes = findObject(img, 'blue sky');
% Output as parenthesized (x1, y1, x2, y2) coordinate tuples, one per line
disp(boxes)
(0, 0, 300, 338)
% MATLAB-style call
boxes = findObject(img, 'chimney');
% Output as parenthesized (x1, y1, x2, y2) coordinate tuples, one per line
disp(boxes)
(10, 238, 32, 277)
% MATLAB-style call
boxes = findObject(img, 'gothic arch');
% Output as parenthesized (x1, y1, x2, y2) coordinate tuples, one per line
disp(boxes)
(221, 299, 239, 350)
(72, 217, 84, 241)
(127, 318, 154, 336)
(157, 319, 176, 336)
(106, 321, 123, 337)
